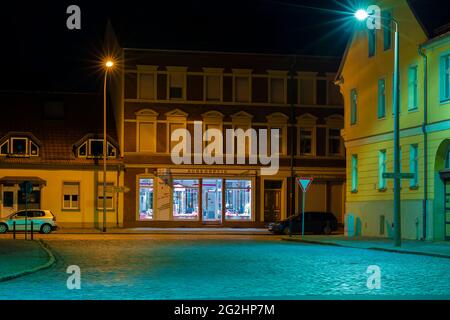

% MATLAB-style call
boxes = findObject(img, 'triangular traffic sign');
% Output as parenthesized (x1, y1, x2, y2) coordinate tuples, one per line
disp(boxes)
(296, 177, 313, 193)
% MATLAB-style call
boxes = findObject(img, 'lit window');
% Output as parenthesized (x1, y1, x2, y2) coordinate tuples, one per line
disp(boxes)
(328, 129, 342, 156)
(97, 182, 114, 210)
(270, 78, 285, 104)
(62, 182, 80, 210)
(351, 154, 358, 192)
(138, 178, 154, 220)
(225, 179, 252, 221)
(173, 179, 199, 220)
(378, 150, 387, 190)
(409, 144, 419, 188)
(234, 76, 250, 102)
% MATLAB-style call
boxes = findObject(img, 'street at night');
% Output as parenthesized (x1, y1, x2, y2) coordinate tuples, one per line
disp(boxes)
(0, 234, 449, 300)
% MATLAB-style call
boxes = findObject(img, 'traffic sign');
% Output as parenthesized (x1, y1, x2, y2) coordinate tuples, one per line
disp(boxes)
(296, 177, 313, 193)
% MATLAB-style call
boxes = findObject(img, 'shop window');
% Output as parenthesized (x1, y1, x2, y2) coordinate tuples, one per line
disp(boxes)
(139, 178, 154, 220)
(328, 129, 342, 156)
(62, 182, 80, 210)
(225, 179, 252, 221)
(97, 183, 114, 210)
(173, 179, 199, 220)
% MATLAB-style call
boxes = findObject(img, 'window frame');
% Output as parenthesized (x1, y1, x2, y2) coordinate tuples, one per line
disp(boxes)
(368, 28, 376, 57)
(298, 127, 316, 156)
(167, 72, 187, 101)
(439, 52, 450, 104)
(97, 182, 115, 211)
(409, 144, 419, 188)
(407, 64, 419, 111)
(350, 88, 358, 125)
(326, 127, 344, 157)
(351, 154, 358, 192)
(378, 150, 387, 191)
(62, 181, 80, 211)
(378, 78, 386, 119)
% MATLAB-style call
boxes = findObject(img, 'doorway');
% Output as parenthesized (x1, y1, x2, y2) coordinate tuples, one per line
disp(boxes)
(264, 180, 282, 222)
(202, 179, 222, 224)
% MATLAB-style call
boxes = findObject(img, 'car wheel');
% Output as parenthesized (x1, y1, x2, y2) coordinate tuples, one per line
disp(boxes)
(323, 223, 332, 235)
(40, 224, 52, 234)
(0, 223, 8, 234)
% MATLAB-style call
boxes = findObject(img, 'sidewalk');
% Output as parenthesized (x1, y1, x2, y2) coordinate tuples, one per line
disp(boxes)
(54, 227, 272, 235)
(282, 235, 450, 259)
(0, 240, 55, 281)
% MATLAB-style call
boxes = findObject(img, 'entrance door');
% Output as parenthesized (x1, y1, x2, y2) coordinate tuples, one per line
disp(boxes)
(202, 179, 222, 224)
(2, 187, 16, 217)
(446, 180, 450, 240)
(264, 189, 281, 222)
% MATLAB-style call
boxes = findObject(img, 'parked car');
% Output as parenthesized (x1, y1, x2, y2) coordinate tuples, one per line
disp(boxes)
(0, 210, 57, 234)
(268, 212, 338, 235)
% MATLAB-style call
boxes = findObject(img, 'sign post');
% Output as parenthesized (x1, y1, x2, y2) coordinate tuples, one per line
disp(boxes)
(296, 177, 313, 239)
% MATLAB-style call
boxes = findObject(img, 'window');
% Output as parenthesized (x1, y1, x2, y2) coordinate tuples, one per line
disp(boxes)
(316, 79, 327, 105)
(30, 141, 39, 156)
(328, 129, 342, 156)
(225, 179, 252, 221)
(11, 138, 27, 155)
(168, 73, 185, 100)
(378, 78, 386, 118)
(169, 123, 187, 153)
(3, 191, 13, 207)
(78, 142, 87, 156)
(97, 182, 114, 210)
(173, 179, 199, 220)
(270, 78, 285, 104)
(378, 150, 387, 190)
(368, 29, 376, 57)
(79, 139, 117, 158)
(139, 73, 156, 100)
(410, 144, 419, 188)
(351, 155, 358, 192)
(383, 11, 392, 50)
(299, 78, 314, 105)
(350, 89, 357, 125)
(408, 65, 418, 110)
(138, 178, 154, 221)
(0, 141, 8, 155)
(234, 76, 250, 102)
(62, 182, 80, 210)
(299, 128, 314, 155)
(440, 53, 450, 103)
(205, 75, 221, 101)
(267, 126, 285, 155)
(90, 140, 103, 157)
(138, 122, 156, 152)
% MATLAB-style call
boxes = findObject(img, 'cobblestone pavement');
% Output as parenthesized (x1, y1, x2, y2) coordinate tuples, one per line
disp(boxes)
(0, 240, 49, 278)
(0, 234, 449, 300)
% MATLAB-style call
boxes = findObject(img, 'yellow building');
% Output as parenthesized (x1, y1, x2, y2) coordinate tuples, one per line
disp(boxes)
(0, 92, 124, 229)
(337, 0, 450, 240)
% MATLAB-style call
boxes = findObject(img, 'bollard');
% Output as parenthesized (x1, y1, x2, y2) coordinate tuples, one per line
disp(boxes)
(13, 221, 16, 240)
(31, 221, 34, 240)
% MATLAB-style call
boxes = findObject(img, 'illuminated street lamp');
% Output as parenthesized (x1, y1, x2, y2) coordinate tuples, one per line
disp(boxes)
(103, 59, 114, 232)
(355, 9, 402, 246)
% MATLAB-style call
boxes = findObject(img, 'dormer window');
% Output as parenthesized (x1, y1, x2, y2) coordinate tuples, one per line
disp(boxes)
(0, 135, 40, 157)
(77, 139, 117, 159)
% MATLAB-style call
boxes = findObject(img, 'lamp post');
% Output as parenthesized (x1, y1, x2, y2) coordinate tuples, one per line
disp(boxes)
(103, 59, 114, 233)
(355, 9, 402, 246)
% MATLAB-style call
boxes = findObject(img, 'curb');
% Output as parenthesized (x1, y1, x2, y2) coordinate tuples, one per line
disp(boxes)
(281, 237, 450, 259)
(0, 240, 56, 283)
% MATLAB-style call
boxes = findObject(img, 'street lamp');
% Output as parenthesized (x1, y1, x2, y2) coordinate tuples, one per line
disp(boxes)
(103, 59, 114, 232)
(355, 9, 402, 246)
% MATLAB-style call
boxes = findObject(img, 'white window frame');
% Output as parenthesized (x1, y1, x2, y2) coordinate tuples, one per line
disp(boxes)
(97, 182, 115, 210)
(11, 137, 29, 156)
(62, 181, 80, 210)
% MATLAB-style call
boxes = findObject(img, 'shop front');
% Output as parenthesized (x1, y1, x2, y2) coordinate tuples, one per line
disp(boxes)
(132, 168, 258, 227)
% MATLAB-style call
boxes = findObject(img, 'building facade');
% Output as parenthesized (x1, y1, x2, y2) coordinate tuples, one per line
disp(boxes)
(337, 0, 450, 240)
(0, 92, 124, 228)
(106, 30, 346, 228)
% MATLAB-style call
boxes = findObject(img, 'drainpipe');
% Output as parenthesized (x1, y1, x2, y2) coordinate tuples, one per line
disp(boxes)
(419, 46, 428, 241)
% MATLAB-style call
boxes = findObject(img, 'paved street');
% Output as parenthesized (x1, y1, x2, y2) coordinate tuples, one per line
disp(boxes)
(0, 234, 449, 299)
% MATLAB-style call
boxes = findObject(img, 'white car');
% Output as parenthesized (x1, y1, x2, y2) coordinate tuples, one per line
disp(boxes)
(0, 210, 57, 234)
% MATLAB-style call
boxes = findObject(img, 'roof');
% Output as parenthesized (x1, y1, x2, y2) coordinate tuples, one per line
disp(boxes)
(0, 91, 122, 167)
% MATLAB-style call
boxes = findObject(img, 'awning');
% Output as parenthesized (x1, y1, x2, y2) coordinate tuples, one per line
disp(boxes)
(0, 176, 47, 186)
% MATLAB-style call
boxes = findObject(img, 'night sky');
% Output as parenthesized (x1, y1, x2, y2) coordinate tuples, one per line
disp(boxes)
(2, 0, 439, 93)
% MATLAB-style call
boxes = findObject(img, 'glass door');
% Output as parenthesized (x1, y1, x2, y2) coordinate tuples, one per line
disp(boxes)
(202, 179, 222, 224)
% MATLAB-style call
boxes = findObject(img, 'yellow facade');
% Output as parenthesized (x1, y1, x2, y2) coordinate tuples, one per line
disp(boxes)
(338, 0, 450, 240)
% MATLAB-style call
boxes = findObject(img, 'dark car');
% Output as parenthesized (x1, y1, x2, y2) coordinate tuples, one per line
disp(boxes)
(268, 212, 338, 235)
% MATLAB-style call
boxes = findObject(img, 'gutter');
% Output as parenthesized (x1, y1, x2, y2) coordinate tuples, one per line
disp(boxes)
(418, 46, 428, 241)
